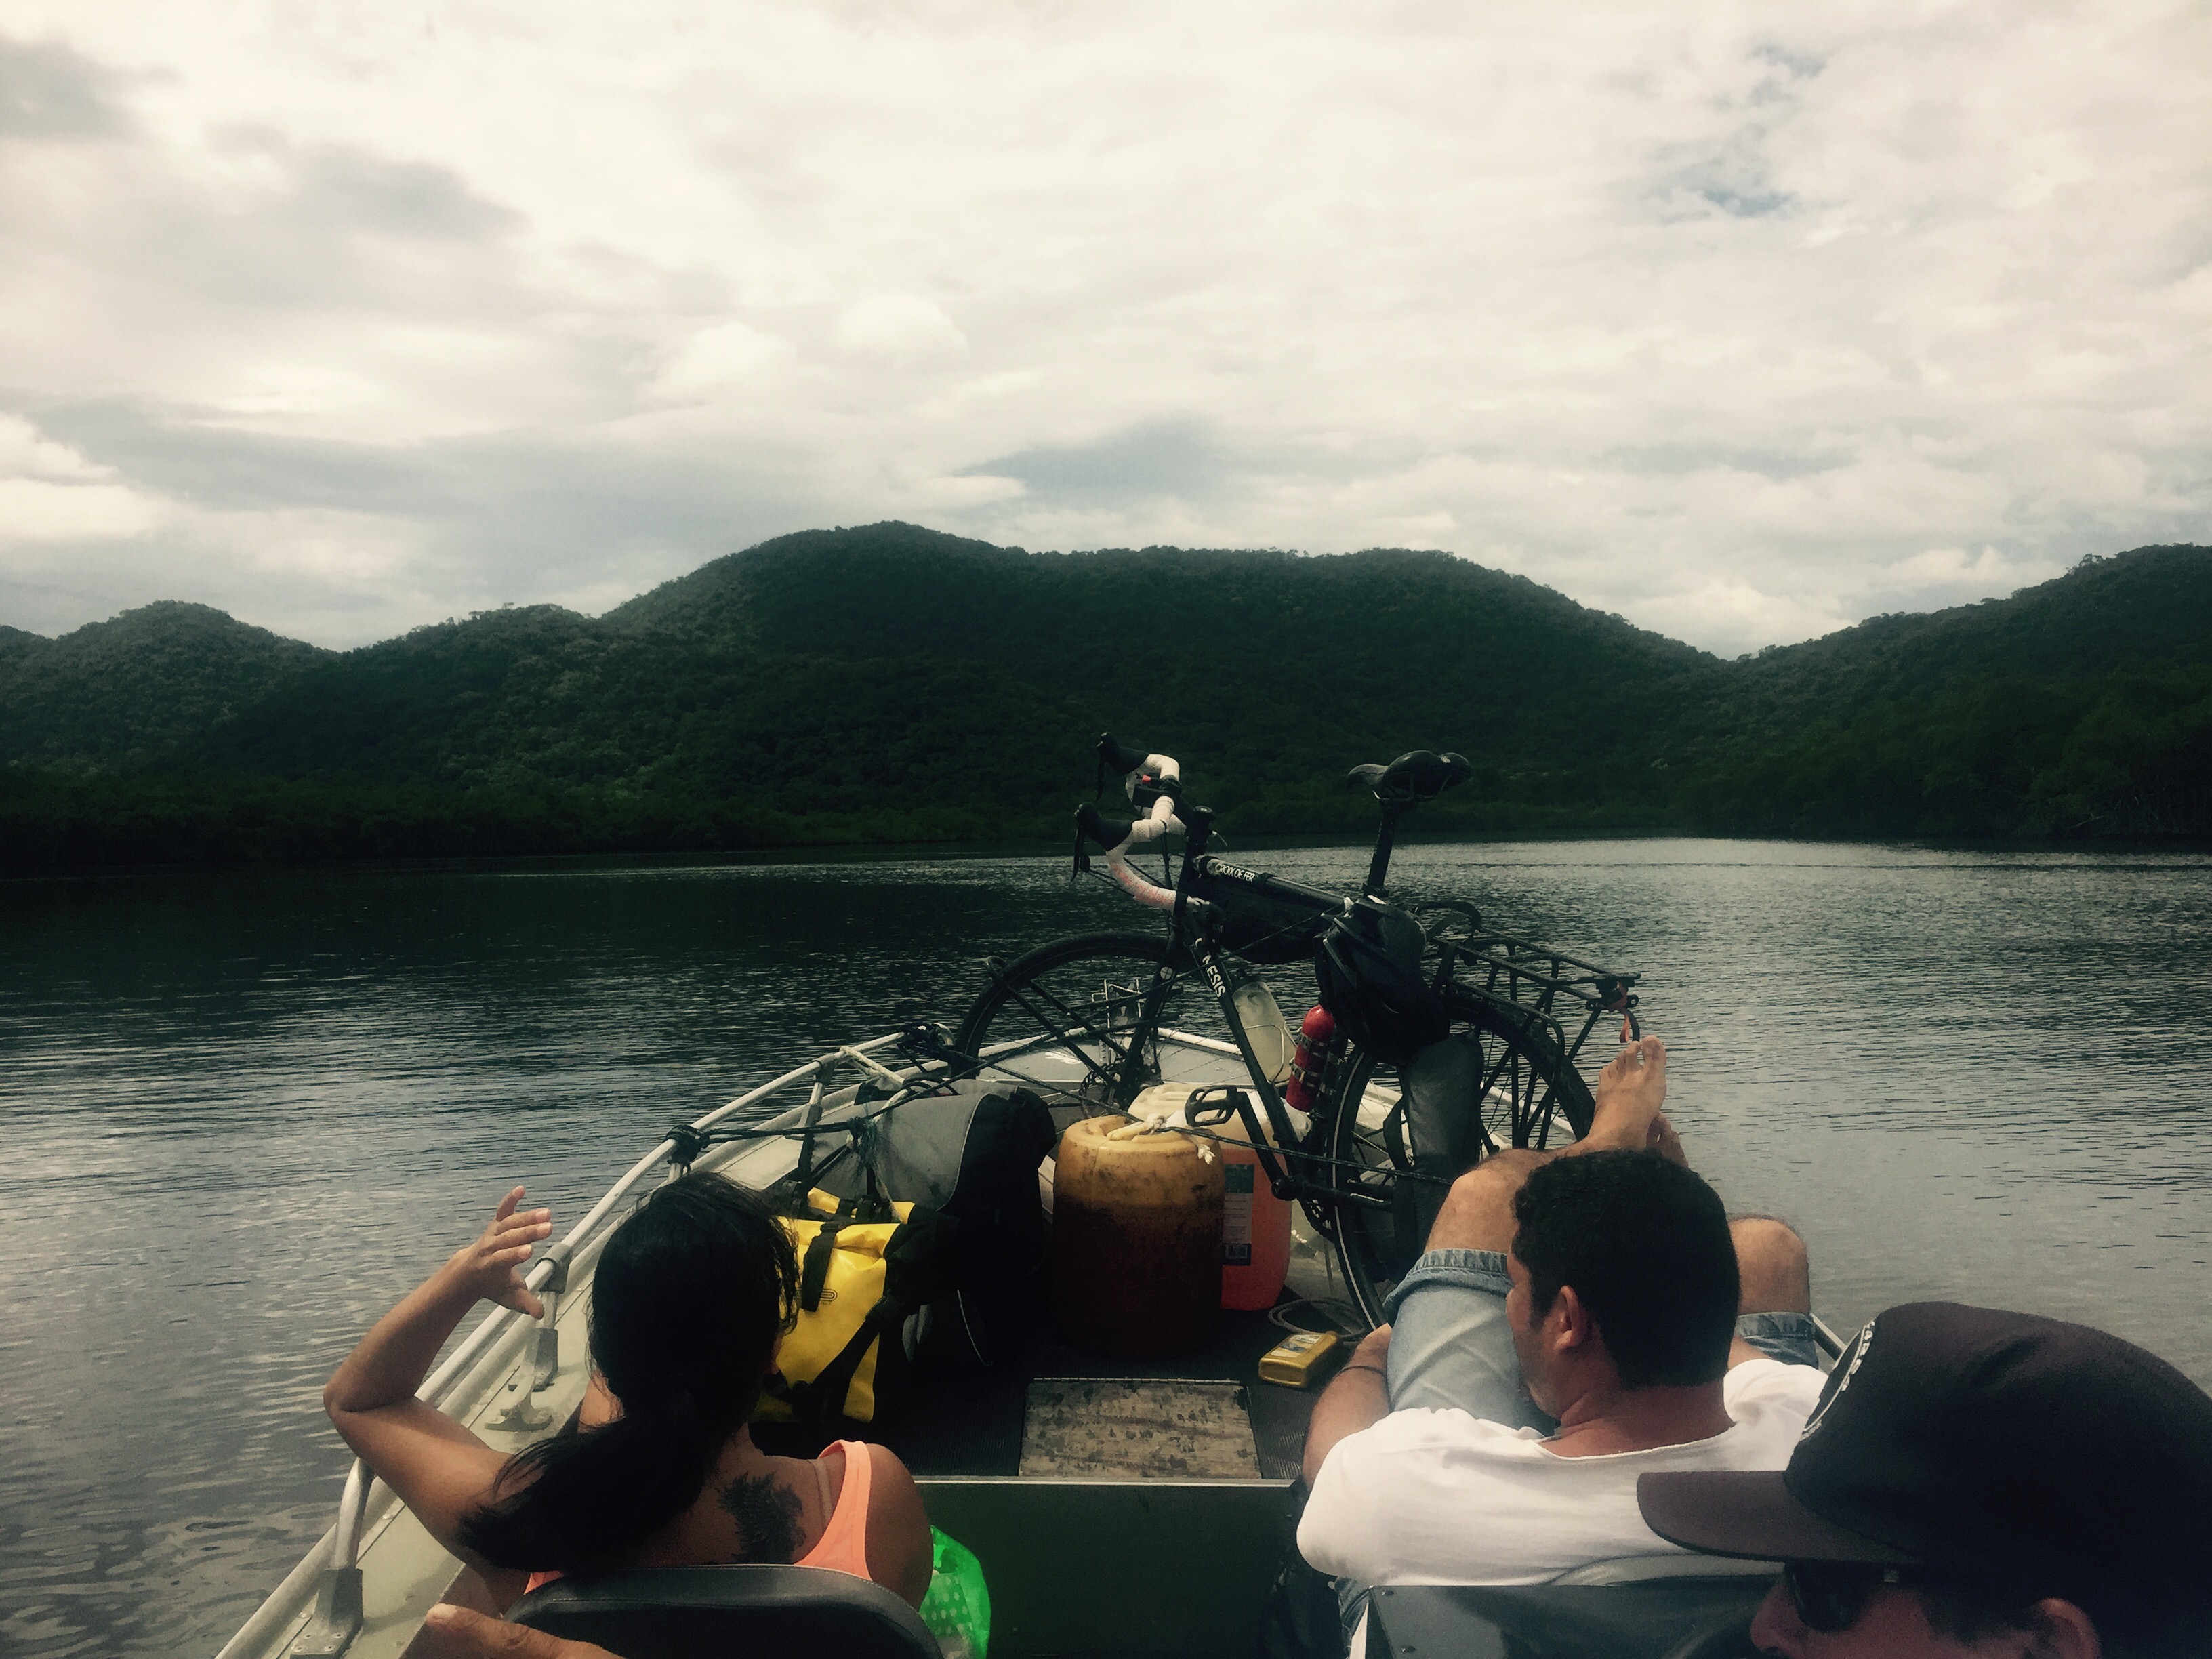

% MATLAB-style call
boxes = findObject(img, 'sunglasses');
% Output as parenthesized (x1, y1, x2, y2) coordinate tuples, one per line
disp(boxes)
(1780, 1561, 1908, 1632)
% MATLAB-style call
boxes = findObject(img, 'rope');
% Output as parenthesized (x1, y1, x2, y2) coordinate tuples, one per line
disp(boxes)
(1107, 1111, 1217, 1163)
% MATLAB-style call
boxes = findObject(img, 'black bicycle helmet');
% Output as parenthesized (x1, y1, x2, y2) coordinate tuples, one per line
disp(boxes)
(1315, 899, 1448, 1064)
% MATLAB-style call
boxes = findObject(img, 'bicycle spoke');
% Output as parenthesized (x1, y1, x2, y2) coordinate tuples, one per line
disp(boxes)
(993, 979, 1124, 1083)
(991, 973, 1150, 1092)
(954, 935, 1250, 1107)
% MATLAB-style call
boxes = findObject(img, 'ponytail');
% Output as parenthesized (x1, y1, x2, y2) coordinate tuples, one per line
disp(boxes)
(461, 1172, 799, 1572)
(460, 1387, 720, 1570)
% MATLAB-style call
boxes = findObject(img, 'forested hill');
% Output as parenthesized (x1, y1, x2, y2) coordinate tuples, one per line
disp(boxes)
(0, 602, 329, 769)
(1727, 544, 2212, 724)
(3, 526, 2208, 865)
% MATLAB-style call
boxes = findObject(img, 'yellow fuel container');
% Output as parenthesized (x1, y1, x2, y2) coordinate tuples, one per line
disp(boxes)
(1052, 1114, 1225, 1358)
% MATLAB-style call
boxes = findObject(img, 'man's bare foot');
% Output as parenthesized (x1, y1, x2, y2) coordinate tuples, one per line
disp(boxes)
(1646, 1111, 1687, 1168)
(1581, 1036, 1668, 1153)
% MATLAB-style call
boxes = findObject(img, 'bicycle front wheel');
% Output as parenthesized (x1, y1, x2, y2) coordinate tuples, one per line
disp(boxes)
(1326, 996, 1596, 1328)
(952, 933, 1253, 1111)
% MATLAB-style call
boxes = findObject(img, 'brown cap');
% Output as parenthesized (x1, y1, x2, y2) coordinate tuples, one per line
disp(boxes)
(1638, 1303, 2212, 1607)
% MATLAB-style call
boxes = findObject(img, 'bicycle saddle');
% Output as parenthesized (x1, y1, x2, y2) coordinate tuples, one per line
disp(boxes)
(1346, 750, 1472, 803)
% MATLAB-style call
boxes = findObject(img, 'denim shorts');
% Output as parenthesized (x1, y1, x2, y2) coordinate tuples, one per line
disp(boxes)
(1382, 1248, 1820, 1427)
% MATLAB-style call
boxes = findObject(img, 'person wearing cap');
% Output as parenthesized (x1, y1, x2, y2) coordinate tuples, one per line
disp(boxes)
(1298, 1036, 1828, 1650)
(1639, 1301, 2212, 1657)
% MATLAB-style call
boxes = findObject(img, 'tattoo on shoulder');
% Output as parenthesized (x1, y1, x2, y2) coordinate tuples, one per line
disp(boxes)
(718, 1473, 804, 1563)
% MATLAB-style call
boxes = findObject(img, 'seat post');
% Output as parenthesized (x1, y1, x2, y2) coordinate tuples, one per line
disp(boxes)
(1364, 800, 1408, 899)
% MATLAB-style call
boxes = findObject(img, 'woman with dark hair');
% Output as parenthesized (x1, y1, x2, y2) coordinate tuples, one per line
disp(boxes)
(323, 1176, 933, 1611)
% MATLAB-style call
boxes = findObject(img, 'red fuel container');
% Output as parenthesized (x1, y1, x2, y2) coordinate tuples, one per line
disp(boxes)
(1219, 1098, 1293, 1311)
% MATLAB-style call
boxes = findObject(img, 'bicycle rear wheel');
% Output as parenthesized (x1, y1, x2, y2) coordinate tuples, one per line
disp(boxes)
(1326, 995, 1596, 1328)
(952, 933, 1253, 1111)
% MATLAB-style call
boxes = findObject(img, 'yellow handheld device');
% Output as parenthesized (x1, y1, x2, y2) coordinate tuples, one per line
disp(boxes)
(1257, 1330, 1343, 1388)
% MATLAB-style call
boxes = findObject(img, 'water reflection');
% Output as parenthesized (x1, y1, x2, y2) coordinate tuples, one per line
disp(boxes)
(1, 840, 2208, 1655)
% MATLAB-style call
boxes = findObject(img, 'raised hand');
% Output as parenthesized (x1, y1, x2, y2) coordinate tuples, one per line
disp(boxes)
(447, 1187, 552, 1318)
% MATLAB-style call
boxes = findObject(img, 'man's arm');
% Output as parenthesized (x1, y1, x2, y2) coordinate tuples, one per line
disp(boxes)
(1302, 1326, 1393, 1488)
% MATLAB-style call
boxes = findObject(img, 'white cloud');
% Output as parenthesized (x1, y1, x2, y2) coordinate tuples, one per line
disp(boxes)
(0, 414, 169, 540)
(887, 465, 1024, 509)
(0, 3, 2205, 651)
(832, 295, 969, 370)
(1880, 545, 2022, 593)
(1633, 579, 1847, 655)
(0, 413, 112, 480)
(645, 321, 797, 405)
(0, 474, 166, 541)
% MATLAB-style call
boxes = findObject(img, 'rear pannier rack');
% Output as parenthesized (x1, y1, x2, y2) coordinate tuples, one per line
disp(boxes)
(1416, 905, 1641, 1069)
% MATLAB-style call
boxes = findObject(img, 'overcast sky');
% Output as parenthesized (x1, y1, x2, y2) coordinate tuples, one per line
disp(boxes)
(1, 3, 2207, 656)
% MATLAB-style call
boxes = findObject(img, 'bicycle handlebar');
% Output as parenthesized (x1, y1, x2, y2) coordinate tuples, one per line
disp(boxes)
(1096, 731, 1152, 780)
(1078, 732, 1467, 909)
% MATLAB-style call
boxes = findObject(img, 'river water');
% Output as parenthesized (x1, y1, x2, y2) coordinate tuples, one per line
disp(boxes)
(3, 839, 2209, 1656)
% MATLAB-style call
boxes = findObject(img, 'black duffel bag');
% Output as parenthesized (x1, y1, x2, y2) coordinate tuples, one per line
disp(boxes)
(801, 1080, 1058, 1366)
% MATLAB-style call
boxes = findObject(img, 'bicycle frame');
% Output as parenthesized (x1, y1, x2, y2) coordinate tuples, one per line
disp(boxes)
(976, 777, 1640, 1209)
(1158, 805, 1380, 1209)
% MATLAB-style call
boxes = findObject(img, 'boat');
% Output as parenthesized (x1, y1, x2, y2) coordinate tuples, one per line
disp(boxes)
(218, 1022, 1818, 1659)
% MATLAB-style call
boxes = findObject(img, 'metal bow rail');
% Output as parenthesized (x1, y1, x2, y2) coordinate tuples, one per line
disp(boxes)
(218, 1031, 924, 1659)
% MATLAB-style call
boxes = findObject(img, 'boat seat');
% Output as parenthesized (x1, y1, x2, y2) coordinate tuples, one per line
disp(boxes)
(507, 1564, 941, 1659)
(1366, 1566, 1776, 1659)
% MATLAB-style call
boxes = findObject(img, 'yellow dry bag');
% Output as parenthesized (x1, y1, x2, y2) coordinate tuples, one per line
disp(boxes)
(756, 1187, 954, 1425)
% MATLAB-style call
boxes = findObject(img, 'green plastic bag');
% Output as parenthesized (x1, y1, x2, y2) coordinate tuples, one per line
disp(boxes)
(918, 1525, 991, 1659)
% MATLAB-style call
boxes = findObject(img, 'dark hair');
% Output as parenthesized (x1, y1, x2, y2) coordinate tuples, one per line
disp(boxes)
(459, 1173, 798, 1571)
(1511, 1151, 1738, 1389)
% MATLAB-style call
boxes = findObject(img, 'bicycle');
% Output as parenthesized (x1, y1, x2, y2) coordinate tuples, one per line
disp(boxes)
(949, 737, 1642, 1328)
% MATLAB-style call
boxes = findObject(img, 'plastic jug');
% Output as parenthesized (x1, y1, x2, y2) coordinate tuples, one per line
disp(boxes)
(1230, 975, 1296, 1085)
(1124, 1083, 1294, 1311)
(1051, 1114, 1224, 1357)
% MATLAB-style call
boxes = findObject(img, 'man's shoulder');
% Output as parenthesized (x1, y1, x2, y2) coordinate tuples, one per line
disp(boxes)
(1723, 1357, 1826, 1409)
(1343, 1406, 1551, 1458)
(1721, 1357, 1826, 1439)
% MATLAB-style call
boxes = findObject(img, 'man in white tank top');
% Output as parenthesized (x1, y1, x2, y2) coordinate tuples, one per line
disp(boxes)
(1297, 1039, 1825, 1650)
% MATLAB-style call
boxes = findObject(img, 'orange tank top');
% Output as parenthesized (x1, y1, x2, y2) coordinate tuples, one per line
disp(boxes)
(521, 1440, 873, 1596)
